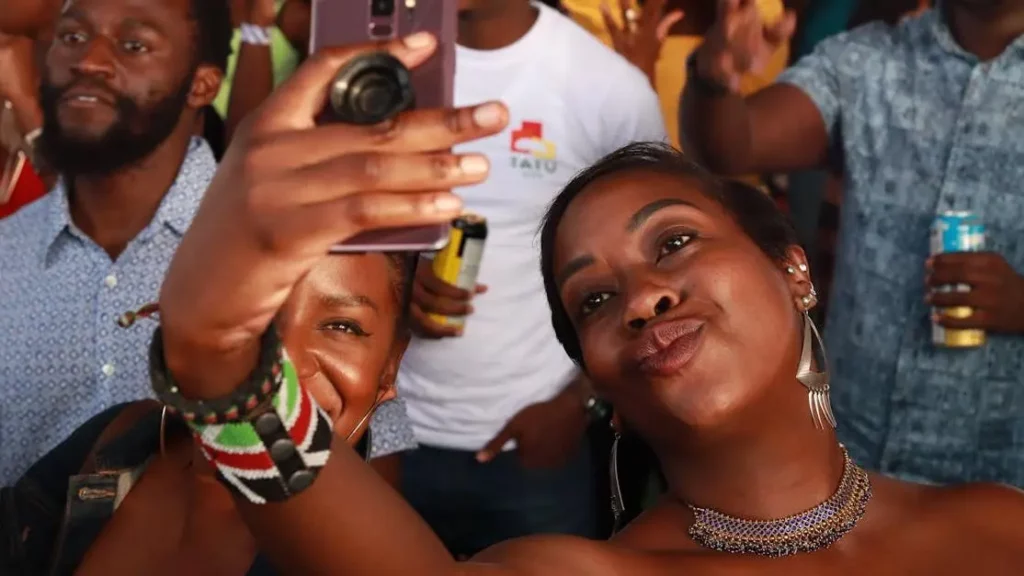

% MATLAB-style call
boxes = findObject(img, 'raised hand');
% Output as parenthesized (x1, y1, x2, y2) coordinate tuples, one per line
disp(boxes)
(601, 0, 683, 82)
(695, 0, 796, 92)
(159, 34, 509, 387)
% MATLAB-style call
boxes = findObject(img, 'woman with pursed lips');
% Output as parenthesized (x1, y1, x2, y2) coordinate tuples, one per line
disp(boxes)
(163, 136, 1024, 572)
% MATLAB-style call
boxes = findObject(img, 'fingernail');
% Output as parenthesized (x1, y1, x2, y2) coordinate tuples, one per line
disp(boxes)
(459, 154, 489, 175)
(473, 102, 505, 128)
(433, 194, 462, 212)
(404, 32, 434, 49)
(475, 452, 489, 463)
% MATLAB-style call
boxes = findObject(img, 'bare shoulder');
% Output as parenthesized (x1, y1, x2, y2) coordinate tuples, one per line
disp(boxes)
(466, 535, 630, 576)
(931, 482, 1024, 535)
(912, 481, 1024, 566)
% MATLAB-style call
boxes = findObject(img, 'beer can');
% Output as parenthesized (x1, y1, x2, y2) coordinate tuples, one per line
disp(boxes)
(930, 211, 985, 348)
(428, 214, 488, 328)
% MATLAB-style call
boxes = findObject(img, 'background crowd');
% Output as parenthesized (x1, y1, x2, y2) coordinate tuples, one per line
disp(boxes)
(1, 0, 1022, 572)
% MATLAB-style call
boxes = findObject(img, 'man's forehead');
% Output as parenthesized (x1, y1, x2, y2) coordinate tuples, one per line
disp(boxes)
(60, 0, 191, 21)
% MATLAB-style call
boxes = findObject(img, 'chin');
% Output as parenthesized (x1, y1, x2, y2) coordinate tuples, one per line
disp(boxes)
(658, 382, 747, 431)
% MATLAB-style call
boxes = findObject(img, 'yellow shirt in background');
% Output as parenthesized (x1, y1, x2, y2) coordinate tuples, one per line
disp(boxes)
(560, 0, 788, 148)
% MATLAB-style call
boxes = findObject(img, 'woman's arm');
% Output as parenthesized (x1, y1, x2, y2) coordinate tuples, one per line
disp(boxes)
(157, 36, 523, 576)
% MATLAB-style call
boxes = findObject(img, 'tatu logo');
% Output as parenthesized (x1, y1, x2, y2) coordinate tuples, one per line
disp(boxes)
(510, 121, 557, 177)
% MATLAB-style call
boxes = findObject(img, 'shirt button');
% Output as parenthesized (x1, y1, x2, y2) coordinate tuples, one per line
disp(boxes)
(101, 363, 116, 377)
(104, 274, 118, 288)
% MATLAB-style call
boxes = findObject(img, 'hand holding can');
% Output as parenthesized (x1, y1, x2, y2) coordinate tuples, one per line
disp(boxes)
(409, 215, 489, 338)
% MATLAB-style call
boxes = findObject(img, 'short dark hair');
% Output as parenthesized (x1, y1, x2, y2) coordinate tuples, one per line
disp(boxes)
(539, 142, 799, 367)
(386, 252, 418, 334)
(188, 0, 233, 72)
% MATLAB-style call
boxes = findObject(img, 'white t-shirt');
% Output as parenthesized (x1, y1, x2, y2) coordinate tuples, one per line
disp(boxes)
(397, 2, 667, 451)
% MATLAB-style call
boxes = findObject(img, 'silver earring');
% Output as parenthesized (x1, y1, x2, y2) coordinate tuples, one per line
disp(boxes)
(610, 431, 624, 533)
(796, 312, 836, 429)
(786, 266, 796, 274)
(798, 263, 808, 272)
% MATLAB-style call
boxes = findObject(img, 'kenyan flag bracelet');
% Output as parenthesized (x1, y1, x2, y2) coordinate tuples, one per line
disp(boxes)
(149, 326, 335, 503)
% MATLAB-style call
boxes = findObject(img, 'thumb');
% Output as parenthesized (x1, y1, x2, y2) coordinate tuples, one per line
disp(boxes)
(474, 283, 489, 295)
(656, 10, 684, 42)
(477, 422, 518, 463)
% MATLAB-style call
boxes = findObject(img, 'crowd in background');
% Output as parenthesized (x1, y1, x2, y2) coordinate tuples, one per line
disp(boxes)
(1, 0, 1023, 573)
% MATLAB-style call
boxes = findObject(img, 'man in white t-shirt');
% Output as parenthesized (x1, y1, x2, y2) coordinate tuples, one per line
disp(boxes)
(398, 0, 666, 556)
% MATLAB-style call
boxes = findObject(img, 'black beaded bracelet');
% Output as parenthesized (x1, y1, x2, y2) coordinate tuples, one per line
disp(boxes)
(149, 326, 283, 425)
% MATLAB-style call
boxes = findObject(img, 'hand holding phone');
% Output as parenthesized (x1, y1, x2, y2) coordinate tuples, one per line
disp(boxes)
(159, 36, 509, 372)
(311, 0, 458, 252)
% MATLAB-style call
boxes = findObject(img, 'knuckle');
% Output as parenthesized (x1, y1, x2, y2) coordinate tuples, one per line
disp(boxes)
(443, 107, 472, 135)
(429, 154, 460, 180)
(366, 115, 402, 143)
(343, 194, 376, 228)
(356, 153, 385, 184)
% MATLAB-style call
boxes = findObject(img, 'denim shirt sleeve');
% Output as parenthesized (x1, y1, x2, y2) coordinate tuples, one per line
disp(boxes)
(369, 397, 418, 458)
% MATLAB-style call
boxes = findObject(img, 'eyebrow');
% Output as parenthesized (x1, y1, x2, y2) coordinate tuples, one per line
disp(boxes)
(627, 198, 695, 232)
(317, 293, 378, 312)
(60, 8, 163, 34)
(557, 255, 595, 288)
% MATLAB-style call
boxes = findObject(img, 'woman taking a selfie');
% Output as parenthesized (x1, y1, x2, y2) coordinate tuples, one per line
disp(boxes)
(154, 35, 1024, 574)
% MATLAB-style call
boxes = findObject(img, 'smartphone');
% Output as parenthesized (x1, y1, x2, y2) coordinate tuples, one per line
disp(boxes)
(311, 0, 458, 253)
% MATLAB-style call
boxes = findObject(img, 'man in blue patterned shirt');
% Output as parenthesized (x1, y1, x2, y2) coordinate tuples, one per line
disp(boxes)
(0, 0, 420, 487)
(681, 1, 1024, 486)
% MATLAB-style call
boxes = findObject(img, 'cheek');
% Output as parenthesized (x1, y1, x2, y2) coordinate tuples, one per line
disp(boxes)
(317, 351, 384, 441)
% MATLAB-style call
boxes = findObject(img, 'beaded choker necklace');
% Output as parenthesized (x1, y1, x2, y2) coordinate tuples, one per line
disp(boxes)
(687, 446, 872, 557)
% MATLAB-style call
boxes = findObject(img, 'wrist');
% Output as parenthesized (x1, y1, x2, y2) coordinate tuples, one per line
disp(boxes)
(239, 22, 274, 46)
(162, 327, 261, 400)
(688, 48, 733, 97)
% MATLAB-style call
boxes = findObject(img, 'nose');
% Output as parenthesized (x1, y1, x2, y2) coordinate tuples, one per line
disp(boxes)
(623, 277, 680, 331)
(73, 38, 116, 79)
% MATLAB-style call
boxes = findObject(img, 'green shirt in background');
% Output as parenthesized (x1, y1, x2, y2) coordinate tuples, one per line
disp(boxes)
(212, 2, 301, 119)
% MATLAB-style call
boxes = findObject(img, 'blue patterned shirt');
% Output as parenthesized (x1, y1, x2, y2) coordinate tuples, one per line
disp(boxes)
(779, 10, 1024, 486)
(0, 138, 416, 484)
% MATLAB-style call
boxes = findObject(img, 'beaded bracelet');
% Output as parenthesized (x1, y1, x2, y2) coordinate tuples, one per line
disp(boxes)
(190, 351, 335, 504)
(149, 326, 334, 503)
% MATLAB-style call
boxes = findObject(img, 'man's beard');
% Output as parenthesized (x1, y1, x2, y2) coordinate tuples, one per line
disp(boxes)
(38, 72, 194, 177)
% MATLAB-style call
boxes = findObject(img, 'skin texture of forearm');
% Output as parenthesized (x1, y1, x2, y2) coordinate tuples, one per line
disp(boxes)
(225, 42, 275, 143)
(238, 442, 465, 575)
(679, 83, 757, 176)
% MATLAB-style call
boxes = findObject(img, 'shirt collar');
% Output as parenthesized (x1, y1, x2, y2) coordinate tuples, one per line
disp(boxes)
(925, 4, 1024, 61)
(39, 137, 217, 263)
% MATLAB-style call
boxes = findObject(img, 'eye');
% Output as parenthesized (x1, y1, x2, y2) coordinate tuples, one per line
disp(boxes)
(59, 31, 88, 45)
(657, 232, 696, 260)
(579, 291, 613, 317)
(318, 319, 370, 337)
(121, 39, 149, 53)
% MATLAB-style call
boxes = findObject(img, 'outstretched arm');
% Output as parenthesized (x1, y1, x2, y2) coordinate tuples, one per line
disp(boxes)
(158, 35, 621, 576)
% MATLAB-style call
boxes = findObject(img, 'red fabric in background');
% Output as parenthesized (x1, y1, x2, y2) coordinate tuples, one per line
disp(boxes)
(0, 159, 46, 219)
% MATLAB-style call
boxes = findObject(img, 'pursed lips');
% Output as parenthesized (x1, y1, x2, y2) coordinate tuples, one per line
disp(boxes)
(631, 316, 706, 376)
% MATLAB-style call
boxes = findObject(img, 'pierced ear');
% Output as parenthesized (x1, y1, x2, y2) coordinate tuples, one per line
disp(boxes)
(377, 332, 410, 402)
(781, 246, 814, 309)
(187, 65, 224, 109)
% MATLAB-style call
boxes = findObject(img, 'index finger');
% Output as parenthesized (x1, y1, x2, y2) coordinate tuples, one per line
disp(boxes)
(929, 251, 996, 270)
(416, 258, 475, 300)
(256, 33, 439, 132)
(641, 0, 668, 30)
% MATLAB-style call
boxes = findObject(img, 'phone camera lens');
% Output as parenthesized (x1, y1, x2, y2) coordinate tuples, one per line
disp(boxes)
(371, 0, 395, 16)
(328, 52, 414, 125)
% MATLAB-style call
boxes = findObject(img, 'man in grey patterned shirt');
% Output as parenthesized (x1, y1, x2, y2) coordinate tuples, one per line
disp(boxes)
(680, 0, 1024, 486)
